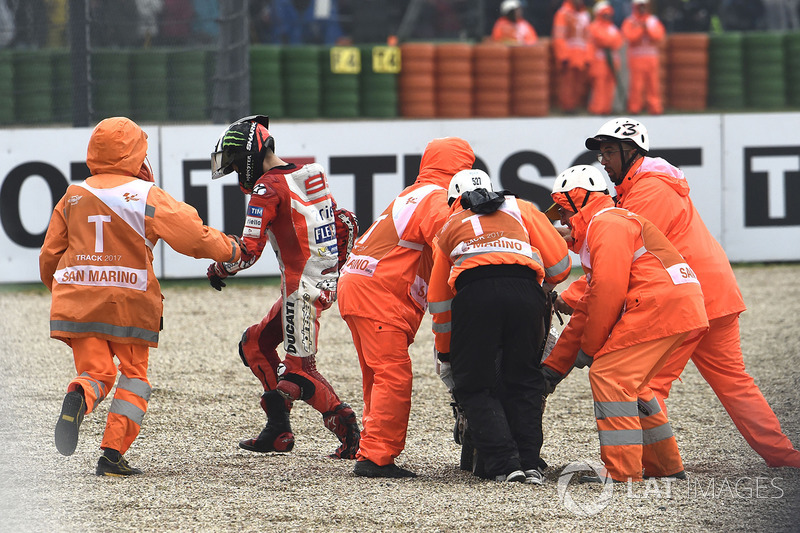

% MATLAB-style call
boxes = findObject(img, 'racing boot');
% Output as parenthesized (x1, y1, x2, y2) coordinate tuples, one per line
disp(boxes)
(323, 402, 361, 459)
(239, 390, 295, 453)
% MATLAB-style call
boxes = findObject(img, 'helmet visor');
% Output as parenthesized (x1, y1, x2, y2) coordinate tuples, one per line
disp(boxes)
(211, 149, 231, 179)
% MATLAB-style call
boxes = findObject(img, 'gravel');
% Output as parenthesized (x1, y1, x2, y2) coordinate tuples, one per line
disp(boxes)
(1, 264, 799, 532)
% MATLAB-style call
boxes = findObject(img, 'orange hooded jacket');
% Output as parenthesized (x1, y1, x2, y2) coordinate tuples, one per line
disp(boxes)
(337, 137, 475, 337)
(39, 117, 240, 347)
(544, 194, 708, 374)
(615, 157, 746, 320)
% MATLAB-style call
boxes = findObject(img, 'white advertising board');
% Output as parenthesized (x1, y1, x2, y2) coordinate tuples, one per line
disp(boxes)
(1, 113, 797, 284)
(720, 113, 800, 262)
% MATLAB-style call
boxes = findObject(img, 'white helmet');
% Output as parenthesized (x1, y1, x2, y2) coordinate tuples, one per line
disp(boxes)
(448, 169, 494, 206)
(552, 165, 608, 194)
(501, 0, 522, 15)
(546, 165, 609, 219)
(593, 0, 613, 16)
(585, 117, 649, 153)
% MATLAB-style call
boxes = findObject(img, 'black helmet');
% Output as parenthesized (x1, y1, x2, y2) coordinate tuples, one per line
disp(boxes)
(211, 115, 274, 193)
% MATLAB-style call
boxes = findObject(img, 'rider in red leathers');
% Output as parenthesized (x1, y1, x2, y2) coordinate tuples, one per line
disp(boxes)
(207, 115, 360, 459)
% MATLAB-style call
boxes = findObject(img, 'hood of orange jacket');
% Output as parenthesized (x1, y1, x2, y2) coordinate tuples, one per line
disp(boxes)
(618, 157, 690, 201)
(86, 117, 149, 178)
(568, 193, 614, 252)
(416, 137, 475, 189)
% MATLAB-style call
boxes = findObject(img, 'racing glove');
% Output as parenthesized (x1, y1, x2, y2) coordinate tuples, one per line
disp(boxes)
(207, 261, 234, 291)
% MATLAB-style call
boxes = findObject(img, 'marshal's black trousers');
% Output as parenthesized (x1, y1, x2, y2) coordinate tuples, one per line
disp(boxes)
(450, 265, 547, 478)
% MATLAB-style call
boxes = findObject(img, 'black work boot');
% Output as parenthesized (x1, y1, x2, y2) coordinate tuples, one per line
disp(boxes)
(239, 390, 295, 453)
(55, 389, 86, 456)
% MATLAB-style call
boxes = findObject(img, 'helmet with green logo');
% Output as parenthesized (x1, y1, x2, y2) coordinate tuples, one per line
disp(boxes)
(211, 115, 274, 193)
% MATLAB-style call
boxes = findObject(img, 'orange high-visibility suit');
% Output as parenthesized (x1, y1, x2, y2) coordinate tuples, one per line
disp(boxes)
(552, 0, 591, 112)
(40, 117, 241, 456)
(491, 16, 538, 45)
(545, 194, 708, 481)
(615, 156, 800, 468)
(428, 192, 570, 479)
(622, 5, 665, 114)
(337, 137, 475, 467)
(588, 6, 623, 115)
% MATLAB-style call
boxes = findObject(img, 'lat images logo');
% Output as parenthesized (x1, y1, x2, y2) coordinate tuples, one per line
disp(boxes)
(557, 460, 614, 517)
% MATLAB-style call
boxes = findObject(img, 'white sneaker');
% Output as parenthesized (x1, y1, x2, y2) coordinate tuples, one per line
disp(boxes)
(524, 468, 544, 485)
(495, 469, 526, 483)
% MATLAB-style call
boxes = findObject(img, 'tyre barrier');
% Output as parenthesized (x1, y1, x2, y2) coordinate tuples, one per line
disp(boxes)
(1, 37, 799, 126)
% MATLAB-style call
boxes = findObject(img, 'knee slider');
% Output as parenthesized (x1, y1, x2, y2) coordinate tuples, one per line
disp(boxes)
(276, 372, 316, 402)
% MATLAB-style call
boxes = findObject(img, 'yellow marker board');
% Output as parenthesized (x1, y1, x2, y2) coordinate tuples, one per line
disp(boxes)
(372, 46, 401, 74)
(330, 47, 361, 74)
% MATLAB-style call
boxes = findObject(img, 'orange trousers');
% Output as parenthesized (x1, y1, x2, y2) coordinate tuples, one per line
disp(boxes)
(557, 64, 589, 113)
(650, 313, 800, 468)
(68, 337, 151, 455)
(588, 61, 617, 115)
(343, 315, 413, 466)
(589, 333, 687, 481)
(627, 54, 662, 114)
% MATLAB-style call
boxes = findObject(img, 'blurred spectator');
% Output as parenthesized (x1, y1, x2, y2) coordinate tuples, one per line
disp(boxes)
(587, 0, 623, 115)
(10, 0, 47, 48)
(552, 0, 591, 113)
(718, 0, 765, 30)
(192, 0, 219, 43)
(135, 0, 163, 47)
(491, 0, 538, 44)
(91, 0, 140, 47)
(158, 0, 194, 45)
(622, 0, 665, 115)
(270, 0, 344, 45)
(250, 0, 273, 43)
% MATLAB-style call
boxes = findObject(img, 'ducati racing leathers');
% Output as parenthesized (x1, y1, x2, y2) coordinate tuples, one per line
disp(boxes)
(224, 162, 359, 457)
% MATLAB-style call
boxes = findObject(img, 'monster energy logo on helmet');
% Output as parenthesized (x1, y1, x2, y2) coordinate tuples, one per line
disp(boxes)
(221, 128, 249, 150)
(211, 115, 273, 191)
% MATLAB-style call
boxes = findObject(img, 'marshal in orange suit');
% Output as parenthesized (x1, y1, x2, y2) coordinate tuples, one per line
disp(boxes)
(40, 117, 243, 476)
(338, 137, 475, 478)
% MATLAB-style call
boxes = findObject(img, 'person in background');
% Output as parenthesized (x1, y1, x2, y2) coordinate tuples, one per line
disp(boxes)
(41, 117, 244, 476)
(587, 0, 623, 115)
(491, 0, 538, 45)
(621, 0, 665, 115)
(552, 0, 591, 113)
(207, 115, 361, 460)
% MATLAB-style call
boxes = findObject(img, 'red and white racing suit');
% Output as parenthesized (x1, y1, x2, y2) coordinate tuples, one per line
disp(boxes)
(227, 163, 346, 417)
